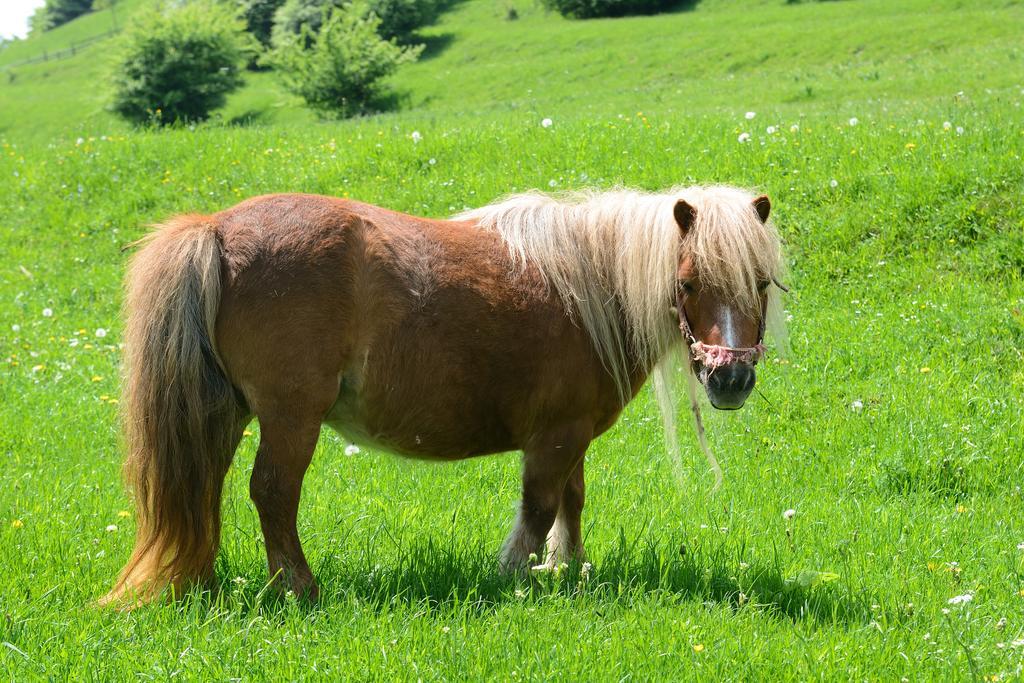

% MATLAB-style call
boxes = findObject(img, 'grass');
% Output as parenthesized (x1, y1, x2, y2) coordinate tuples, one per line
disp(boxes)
(1, 0, 1024, 679)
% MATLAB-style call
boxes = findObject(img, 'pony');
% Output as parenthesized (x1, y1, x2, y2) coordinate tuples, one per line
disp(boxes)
(100, 185, 785, 606)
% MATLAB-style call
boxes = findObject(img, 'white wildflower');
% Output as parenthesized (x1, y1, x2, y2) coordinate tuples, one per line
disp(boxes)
(848, 117, 859, 126)
(745, 111, 756, 120)
(95, 328, 107, 338)
(42, 308, 53, 317)
(344, 444, 360, 456)
(11, 324, 20, 332)
(411, 131, 422, 143)
(766, 126, 776, 134)
(105, 524, 118, 532)
(548, 179, 557, 187)
(540, 118, 553, 128)
(943, 121, 952, 131)
(783, 508, 796, 521)
(830, 179, 839, 188)
(947, 593, 973, 605)
(428, 158, 436, 165)
(851, 399, 863, 412)
(790, 124, 799, 133)
(737, 132, 751, 143)
(956, 126, 964, 135)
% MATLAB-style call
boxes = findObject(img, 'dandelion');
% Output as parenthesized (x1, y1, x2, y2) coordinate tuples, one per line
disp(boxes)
(745, 111, 756, 120)
(905, 143, 917, 150)
(848, 117, 859, 126)
(11, 324, 19, 332)
(11, 519, 23, 528)
(548, 179, 557, 187)
(243, 429, 253, 437)
(920, 367, 931, 373)
(76, 137, 84, 146)
(943, 121, 952, 131)
(410, 131, 422, 143)
(737, 132, 751, 143)
(830, 179, 839, 188)
(95, 328, 107, 338)
(766, 126, 776, 134)
(581, 561, 593, 579)
(948, 593, 973, 605)
(783, 508, 796, 521)
(117, 510, 131, 518)
(790, 124, 799, 133)
(344, 444, 360, 456)
(956, 126, 964, 135)
(42, 308, 53, 317)
(105, 524, 118, 533)
(92, 376, 103, 382)
(851, 399, 863, 412)
(541, 118, 553, 128)
(692, 643, 705, 653)
(428, 158, 436, 165)
(1017, 542, 1024, 551)
(956, 504, 967, 513)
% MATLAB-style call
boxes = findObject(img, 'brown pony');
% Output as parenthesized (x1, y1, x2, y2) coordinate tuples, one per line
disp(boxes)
(100, 186, 785, 606)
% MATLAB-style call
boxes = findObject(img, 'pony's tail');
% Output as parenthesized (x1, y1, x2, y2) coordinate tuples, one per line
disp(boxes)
(100, 216, 244, 607)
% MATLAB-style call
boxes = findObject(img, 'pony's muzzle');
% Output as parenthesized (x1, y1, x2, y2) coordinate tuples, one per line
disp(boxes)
(704, 362, 756, 410)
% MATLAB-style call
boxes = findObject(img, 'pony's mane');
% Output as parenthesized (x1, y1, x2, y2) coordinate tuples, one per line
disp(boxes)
(457, 186, 785, 405)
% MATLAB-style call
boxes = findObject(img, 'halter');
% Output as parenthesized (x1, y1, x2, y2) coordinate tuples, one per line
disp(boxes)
(674, 280, 784, 371)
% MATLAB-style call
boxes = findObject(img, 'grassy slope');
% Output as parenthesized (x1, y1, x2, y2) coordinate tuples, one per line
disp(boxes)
(2, 0, 1024, 680)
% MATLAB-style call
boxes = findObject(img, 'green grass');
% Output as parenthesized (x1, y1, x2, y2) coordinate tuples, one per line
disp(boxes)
(2, 0, 1024, 679)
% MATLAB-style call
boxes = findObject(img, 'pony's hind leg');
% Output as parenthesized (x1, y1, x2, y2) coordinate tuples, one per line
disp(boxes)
(500, 423, 592, 572)
(248, 380, 338, 600)
(544, 457, 587, 567)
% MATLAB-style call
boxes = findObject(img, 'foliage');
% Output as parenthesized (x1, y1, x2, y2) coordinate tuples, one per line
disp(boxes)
(237, 0, 287, 47)
(271, 0, 437, 44)
(29, 0, 95, 34)
(540, 0, 683, 19)
(109, 2, 252, 124)
(269, 3, 421, 117)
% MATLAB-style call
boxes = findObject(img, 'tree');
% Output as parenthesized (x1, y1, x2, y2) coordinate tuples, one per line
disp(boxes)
(110, 2, 253, 125)
(271, 0, 437, 45)
(31, 0, 95, 33)
(237, 0, 287, 47)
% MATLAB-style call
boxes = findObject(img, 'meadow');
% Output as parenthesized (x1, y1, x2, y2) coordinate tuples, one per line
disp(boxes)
(1, 0, 1023, 679)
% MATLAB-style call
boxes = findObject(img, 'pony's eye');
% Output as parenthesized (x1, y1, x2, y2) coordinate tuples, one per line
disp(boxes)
(677, 281, 695, 295)
(757, 280, 770, 292)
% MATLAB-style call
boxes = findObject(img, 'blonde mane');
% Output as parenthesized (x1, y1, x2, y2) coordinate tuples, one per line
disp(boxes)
(457, 186, 785, 402)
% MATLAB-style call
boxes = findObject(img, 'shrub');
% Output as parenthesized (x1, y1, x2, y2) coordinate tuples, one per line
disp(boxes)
(269, 3, 421, 117)
(541, 0, 687, 19)
(271, 0, 436, 44)
(110, 2, 252, 125)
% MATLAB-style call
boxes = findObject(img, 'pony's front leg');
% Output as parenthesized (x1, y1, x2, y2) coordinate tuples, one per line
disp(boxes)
(544, 457, 587, 567)
(500, 424, 591, 573)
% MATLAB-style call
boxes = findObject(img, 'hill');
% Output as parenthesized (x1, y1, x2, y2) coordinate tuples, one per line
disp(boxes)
(1, 1, 1023, 680)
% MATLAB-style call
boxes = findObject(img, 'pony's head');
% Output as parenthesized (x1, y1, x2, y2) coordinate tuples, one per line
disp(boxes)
(672, 187, 785, 410)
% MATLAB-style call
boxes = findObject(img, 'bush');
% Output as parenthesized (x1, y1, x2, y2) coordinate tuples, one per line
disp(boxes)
(271, 0, 436, 44)
(541, 0, 687, 19)
(269, 3, 421, 117)
(29, 0, 93, 33)
(110, 2, 252, 125)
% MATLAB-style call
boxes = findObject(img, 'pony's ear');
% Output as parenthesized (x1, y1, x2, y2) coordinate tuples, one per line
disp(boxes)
(673, 200, 696, 235)
(753, 195, 771, 223)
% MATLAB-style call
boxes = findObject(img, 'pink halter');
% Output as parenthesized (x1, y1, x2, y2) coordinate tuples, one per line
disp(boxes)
(690, 341, 766, 369)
